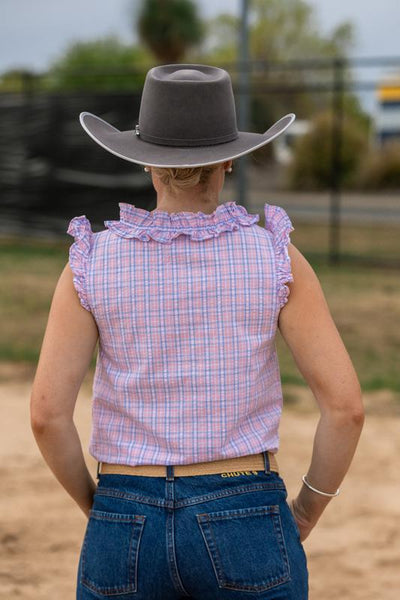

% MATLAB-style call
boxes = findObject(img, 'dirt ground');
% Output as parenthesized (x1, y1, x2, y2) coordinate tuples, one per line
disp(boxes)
(1, 365, 399, 599)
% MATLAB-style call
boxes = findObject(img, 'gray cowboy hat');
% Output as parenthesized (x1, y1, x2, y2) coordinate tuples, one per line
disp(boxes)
(79, 63, 296, 168)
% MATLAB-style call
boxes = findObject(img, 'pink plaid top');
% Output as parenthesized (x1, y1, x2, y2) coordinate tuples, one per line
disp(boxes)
(67, 200, 294, 466)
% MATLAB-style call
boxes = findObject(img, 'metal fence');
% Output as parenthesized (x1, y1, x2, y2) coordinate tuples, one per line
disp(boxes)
(1, 56, 399, 266)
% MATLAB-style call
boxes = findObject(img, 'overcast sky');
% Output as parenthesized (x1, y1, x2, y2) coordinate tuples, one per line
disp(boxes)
(1, 0, 399, 73)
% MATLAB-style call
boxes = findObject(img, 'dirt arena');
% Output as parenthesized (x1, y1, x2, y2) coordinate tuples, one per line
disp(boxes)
(1, 365, 399, 599)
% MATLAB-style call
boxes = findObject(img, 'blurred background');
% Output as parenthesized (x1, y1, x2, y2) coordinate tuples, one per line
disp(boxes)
(1, 2, 399, 599)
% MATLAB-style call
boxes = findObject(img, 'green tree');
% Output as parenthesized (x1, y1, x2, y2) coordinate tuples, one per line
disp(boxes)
(201, 0, 354, 64)
(137, 0, 205, 63)
(248, 0, 354, 61)
(47, 36, 152, 90)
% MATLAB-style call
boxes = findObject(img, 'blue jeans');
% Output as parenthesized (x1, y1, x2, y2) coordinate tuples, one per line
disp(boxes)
(76, 453, 308, 599)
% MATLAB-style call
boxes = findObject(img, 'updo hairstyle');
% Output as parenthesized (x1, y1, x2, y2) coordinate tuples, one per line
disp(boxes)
(149, 163, 223, 192)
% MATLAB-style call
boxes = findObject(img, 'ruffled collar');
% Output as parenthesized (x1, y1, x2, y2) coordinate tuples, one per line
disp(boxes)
(104, 200, 260, 243)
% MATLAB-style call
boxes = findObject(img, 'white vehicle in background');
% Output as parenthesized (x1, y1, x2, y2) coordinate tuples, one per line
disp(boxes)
(273, 119, 311, 165)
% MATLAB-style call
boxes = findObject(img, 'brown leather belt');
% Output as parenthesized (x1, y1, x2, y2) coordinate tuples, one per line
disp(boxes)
(98, 451, 279, 477)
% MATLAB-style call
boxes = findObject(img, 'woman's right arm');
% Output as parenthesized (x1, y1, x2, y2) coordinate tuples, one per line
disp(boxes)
(278, 243, 365, 542)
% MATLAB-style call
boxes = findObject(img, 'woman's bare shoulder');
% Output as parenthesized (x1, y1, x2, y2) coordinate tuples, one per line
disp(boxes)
(287, 242, 318, 280)
(283, 242, 326, 311)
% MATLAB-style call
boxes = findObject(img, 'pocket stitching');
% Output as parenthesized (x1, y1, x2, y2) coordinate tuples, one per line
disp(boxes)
(196, 504, 291, 592)
(197, 515, 225, 589)
(80, 511, 146, 596)
(197, 504, 280, 521)
(272, 510, 292, 581)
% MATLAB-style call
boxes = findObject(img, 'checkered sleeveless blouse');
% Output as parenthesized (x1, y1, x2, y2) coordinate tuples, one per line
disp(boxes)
(67, 200, 294, 466)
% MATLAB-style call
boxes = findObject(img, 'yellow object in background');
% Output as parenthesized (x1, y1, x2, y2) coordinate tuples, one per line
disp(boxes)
(377, 77, 400, 102)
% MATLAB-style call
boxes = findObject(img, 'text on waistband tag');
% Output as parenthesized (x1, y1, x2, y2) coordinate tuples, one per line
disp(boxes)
(220, 470, 260, 477)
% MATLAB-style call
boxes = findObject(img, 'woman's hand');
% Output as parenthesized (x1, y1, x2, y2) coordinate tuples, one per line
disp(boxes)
(81, 480, 97, 519)
(81, 493, 95, 519)
(289, 497, 317, 543)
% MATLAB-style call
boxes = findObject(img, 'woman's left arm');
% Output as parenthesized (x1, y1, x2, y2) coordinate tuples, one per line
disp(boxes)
(30, 262, 99, 519)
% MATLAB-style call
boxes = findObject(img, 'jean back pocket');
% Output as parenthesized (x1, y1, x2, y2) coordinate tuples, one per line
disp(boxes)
(80, 509, 146, 596)
(196, 504, 290, 592)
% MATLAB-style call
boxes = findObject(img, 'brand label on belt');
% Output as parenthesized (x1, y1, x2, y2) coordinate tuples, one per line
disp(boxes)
(220, 470, 260, 477)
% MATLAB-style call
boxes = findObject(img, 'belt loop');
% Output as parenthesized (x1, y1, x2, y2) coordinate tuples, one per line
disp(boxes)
(166, 465, 174, 481)
(96, 461, 102, 480)
(263, 451, 271, 475)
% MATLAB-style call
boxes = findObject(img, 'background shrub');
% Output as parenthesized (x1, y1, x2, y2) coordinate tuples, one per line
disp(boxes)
(357, 141, 400, 190)
(287, 110, 369, 190)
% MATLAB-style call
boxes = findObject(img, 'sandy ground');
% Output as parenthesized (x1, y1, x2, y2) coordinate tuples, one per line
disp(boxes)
(1, 365, 399, 599)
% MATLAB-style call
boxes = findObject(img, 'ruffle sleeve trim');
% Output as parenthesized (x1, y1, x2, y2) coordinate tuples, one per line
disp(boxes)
(67, 215, 93, 311)
(104, 201, 260, 243)
(264, 203, 294, 309)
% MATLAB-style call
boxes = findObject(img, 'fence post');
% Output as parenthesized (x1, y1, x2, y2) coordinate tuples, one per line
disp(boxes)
(19, 72, 35, 208)
(237, 0, 250, 210)
(329, 57, 345, 265)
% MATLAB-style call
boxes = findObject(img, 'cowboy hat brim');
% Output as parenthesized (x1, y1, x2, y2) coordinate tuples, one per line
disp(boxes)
(79, 111, 296, 168)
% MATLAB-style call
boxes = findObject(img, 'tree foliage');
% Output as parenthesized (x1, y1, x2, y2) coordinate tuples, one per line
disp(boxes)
(46, 36, 152, 90)
(249, 0, 354, 60)
(137, 0, 205, 62)
(203, 0, 354, 63)
(0, 69, 36, 92)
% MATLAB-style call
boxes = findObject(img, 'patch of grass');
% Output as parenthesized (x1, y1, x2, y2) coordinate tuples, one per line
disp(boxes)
(0, 238, 69, 363)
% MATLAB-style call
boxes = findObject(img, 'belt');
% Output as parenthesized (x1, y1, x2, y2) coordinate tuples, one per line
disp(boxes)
(97, 451, 279, 477)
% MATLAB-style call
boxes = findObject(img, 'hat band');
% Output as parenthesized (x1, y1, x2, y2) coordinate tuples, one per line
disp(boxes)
(136, 126, 239, 147)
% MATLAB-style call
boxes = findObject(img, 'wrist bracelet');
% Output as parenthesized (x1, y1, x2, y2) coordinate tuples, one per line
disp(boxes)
(302, 474, 340, 497)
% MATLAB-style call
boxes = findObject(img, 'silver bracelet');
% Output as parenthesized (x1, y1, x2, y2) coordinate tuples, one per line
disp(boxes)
(302, 474, 340, 497)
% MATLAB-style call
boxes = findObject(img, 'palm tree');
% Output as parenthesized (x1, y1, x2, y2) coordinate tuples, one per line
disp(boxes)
(136, 0, 204, 63)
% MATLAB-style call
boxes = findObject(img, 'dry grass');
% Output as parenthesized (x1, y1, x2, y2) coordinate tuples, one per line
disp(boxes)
(266, 218, 400, 265)
(0, 238, 67, 362)
(276, 258, 400, 394)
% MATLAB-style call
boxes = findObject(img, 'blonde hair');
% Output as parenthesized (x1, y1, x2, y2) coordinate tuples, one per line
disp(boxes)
(150, 163, 222, 192)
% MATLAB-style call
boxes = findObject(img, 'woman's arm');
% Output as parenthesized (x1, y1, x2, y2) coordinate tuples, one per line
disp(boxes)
(278, 243, 365, 542)
(30, 262, 99, 518)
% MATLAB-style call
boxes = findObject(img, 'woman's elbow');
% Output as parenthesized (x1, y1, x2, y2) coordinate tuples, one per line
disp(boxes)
(322, 403, 365, 430)
(30, 391, 61, 430)
(348, 405, 365, 427)
(319, 385, 365, 427)
(30, 396, 49, 431)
